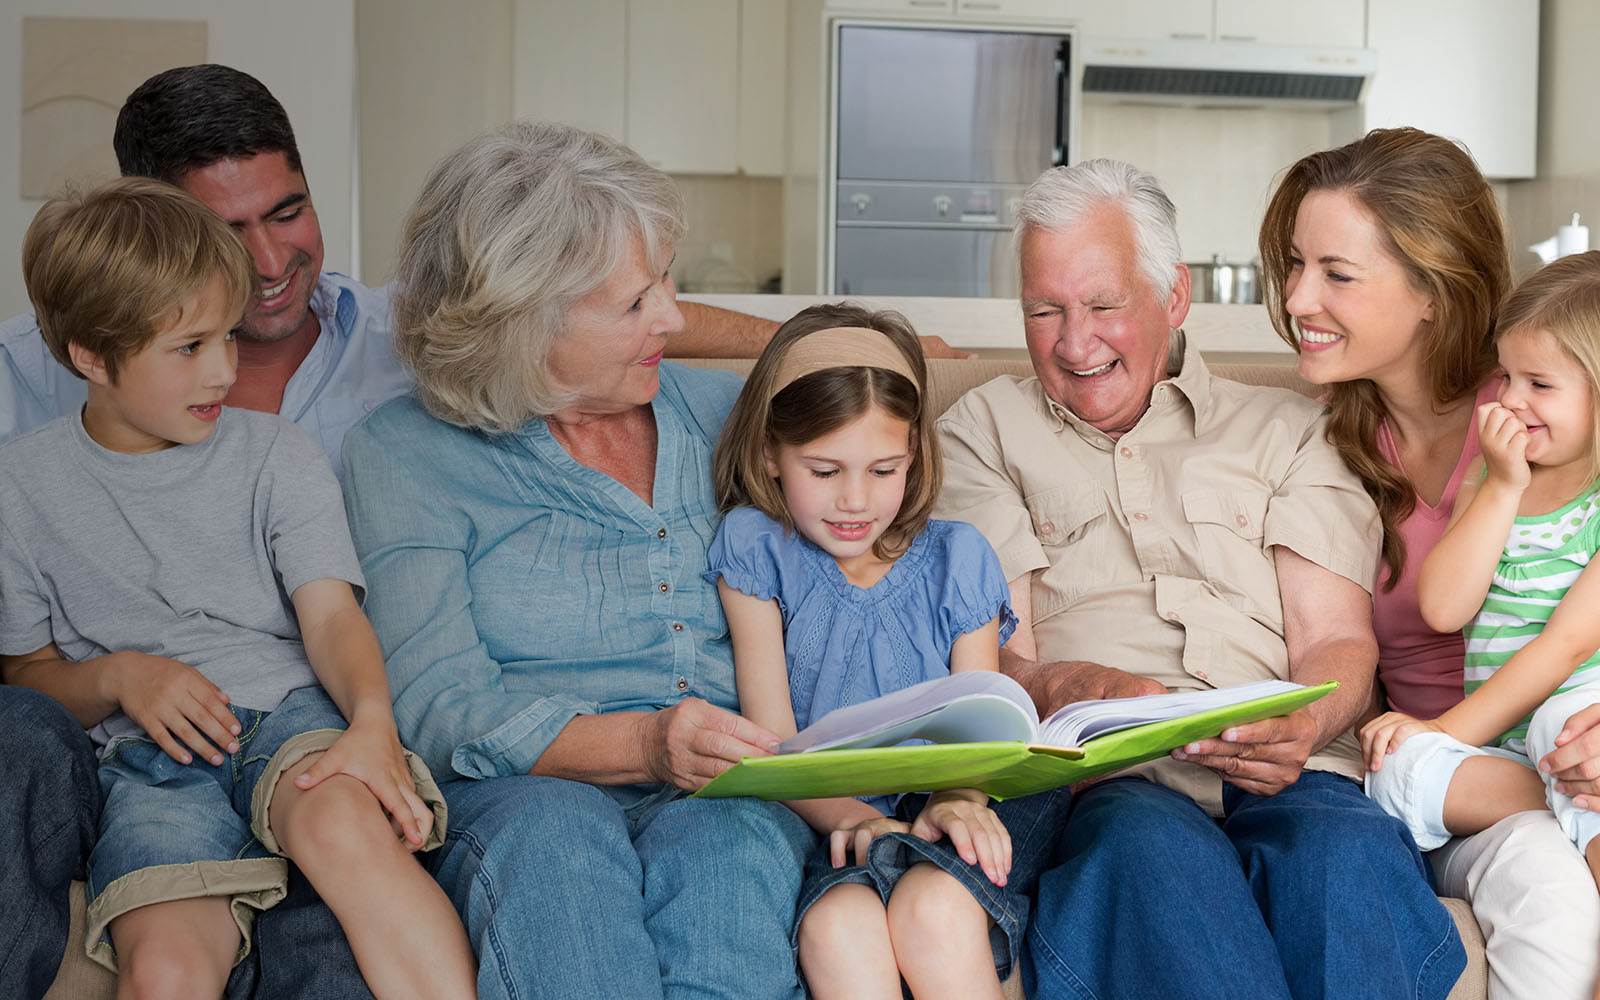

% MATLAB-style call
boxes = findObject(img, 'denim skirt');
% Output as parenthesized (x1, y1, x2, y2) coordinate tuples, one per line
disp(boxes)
(793, 786, 1070, 980)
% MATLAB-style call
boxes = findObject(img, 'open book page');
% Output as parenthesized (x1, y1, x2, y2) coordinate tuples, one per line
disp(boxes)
(779, 671, 1039, 753)
(1038, 679, 1305, 747)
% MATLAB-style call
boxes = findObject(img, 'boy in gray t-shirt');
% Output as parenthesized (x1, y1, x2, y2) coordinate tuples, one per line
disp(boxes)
(0, 178, 476, 997)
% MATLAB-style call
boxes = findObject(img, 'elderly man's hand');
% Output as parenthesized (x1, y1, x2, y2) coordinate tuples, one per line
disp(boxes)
(1171, 707, 1317, 797)
(644, 697, 782, 792)
(1031, 659, 1167, 716)
(1542, 702, 1600, 810)
(917, 334, 978, 360)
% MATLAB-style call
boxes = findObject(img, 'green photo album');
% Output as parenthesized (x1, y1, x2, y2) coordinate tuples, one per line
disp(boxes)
(694, 672, 1337, 802)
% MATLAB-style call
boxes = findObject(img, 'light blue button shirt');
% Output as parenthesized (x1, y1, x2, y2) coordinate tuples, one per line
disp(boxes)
(341, 363, 745, 810)
(0, 272, 411, 476)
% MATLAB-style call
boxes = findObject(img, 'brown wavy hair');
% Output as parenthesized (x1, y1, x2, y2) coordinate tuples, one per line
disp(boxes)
(713, 302, 938, 561)
(1258, 128, 1510, 588)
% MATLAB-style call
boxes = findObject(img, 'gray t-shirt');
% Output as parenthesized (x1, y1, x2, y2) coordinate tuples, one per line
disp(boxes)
(0, 408, 365, 747)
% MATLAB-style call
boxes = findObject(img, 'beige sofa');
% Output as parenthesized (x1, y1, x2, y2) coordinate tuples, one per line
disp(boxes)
(41, 356, 1488, 999)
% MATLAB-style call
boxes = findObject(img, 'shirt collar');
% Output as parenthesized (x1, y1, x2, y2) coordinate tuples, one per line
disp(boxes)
(307, 272, 358, 340)
(1041, 328, 1213, 448)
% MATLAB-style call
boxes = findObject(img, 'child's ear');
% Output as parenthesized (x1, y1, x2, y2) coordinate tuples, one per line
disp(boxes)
(67, 342, 112, 387)
(763, 443, 781, 479)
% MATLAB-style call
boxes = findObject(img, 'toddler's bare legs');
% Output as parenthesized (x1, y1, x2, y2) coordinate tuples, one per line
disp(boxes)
(270, 751, 477, 1000)
(798, 882, 901, 998)
(110, 896, 238, 1000)
(1442, 755, 1548, 836)
(889, 862, 1003, 1000)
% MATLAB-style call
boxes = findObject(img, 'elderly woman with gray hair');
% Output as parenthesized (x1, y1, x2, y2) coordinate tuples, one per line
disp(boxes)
(340, 121, 814, 999)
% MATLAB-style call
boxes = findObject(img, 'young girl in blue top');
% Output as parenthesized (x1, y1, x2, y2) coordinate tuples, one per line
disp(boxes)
(708, 303, 1061, 999)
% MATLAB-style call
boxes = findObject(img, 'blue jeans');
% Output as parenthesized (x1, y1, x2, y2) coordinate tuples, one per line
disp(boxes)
(0, 684, 374, 1000)
(1025, 772, 1465, 1000)
(430, 775, 815, 1000)
(0, 685, 99, 999)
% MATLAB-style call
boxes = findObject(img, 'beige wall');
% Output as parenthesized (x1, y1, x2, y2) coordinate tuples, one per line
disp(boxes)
(1501, 0, 1600, 279)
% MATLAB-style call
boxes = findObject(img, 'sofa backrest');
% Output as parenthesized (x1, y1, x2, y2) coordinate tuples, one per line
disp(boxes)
(679, 357, 1316, 421)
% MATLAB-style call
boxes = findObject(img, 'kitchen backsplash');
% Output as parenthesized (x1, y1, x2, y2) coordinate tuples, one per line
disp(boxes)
(1079, 101, 1335, 267)
(670, 174, 785, 294)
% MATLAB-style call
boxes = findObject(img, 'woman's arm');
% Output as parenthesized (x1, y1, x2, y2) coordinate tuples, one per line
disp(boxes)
(1435, 558, 1600, 747)
(1417, 405, 1529, 633)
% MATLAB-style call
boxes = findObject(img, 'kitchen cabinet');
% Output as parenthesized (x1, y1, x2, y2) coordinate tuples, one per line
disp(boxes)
(1332, 0, 1537, 178)
(627, 0, 740, 173)
(513, 0, 787, 176)
(1076, 0, 1363, 48)
(825, 0, 1094, 22)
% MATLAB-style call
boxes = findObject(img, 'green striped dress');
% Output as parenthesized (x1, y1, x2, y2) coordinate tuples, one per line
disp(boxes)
(1463, 486, 1600, 747)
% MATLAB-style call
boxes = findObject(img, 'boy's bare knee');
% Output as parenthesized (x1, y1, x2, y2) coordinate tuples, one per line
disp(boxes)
(273, 769, 391, 861)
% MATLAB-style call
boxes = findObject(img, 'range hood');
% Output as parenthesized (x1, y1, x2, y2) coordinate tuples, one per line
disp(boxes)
(1079, 37, 1376, 106)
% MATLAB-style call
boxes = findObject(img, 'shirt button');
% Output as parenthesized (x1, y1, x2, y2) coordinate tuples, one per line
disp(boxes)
(1133, 512, 1149, 522)
(658, 582, 670, 593)
(1194, 669, 1209, 682)
(657, 528, 667, 539)
(1165, 610, 1182, 624)
(1235, 514, 1248, 527)
(1040, 520, 1055, 536)
(675, 677, 688, 691)
(1120, 446, 1133, 458)
(672, 622, 684, 632)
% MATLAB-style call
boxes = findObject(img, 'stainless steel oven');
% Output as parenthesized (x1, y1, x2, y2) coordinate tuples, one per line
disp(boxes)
(829, 22, 1074, 298)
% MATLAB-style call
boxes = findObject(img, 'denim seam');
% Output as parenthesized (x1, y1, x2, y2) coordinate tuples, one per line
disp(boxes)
(1411, 920, 1463, 1000)
(1025, 920, 1100, 1000)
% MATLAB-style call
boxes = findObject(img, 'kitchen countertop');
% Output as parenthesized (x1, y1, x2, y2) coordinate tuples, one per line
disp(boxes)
(681, 293, 1295, 360)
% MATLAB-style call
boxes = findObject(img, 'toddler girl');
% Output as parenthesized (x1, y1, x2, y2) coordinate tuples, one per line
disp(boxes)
(1364, 252, 1600, 928)
(707, 303, 1059, 999)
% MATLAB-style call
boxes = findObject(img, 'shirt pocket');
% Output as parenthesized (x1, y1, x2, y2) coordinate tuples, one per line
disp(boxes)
(1026, 483, 1108, 610)
(1181, 489, 1277, 621)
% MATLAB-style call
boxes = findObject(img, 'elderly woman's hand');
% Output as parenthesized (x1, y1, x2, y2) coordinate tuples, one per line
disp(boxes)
(644, 697, 784, 792)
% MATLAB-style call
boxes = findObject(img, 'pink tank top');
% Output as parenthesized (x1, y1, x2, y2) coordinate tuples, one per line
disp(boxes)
(1371, 382, 1497, 718)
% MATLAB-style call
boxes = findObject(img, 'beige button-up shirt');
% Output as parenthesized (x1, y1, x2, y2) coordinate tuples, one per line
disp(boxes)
(934, 333, 1379, 814)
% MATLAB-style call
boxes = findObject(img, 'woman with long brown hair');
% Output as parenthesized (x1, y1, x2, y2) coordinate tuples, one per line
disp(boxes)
(1260, 126, 1599, 999)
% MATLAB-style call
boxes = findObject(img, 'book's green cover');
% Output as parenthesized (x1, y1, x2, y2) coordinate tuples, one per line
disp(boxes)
(694, 681, 1337, 802)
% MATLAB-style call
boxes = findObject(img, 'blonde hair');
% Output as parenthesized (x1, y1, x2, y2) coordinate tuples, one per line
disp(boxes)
(393, 121, 685, 431)
(1258, 128, 1510, 587)
(713, 303, 940, 560)
(1496, 251, 1600, 487)
(22, 176, 256, 382)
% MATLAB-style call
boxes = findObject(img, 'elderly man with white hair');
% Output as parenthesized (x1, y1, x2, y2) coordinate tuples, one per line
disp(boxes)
(934, 159, 1466, 999)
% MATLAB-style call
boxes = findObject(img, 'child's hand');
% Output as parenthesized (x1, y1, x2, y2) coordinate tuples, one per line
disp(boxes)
(829, 814, 911, 869)
(911, 789, 1012, 886)
(1360, 710, 1447, 772)
(294, 717, 435, 851)
(1477, 402, 1531, 490)
(112, 651, 240, 766)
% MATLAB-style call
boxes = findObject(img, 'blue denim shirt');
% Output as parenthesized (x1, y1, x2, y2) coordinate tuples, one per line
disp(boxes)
(0, 272, 409, 476)
(341, 362, 746, 809)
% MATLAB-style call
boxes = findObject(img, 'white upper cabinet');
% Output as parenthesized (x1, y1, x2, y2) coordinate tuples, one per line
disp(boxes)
(627, 0, 741, 173)
(513, 0, 788, 176)
(513, 0, 627, 138)
(1213, 0, 1365, 48)
(1074, 0, 1211, 40)
(1338, 0, 1537, 179)
(1076, 0, 1364, 47)
(824, 0, 954, 12)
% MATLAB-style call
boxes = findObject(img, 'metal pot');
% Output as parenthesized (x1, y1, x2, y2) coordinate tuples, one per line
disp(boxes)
(1187, 253, 1261, 304)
